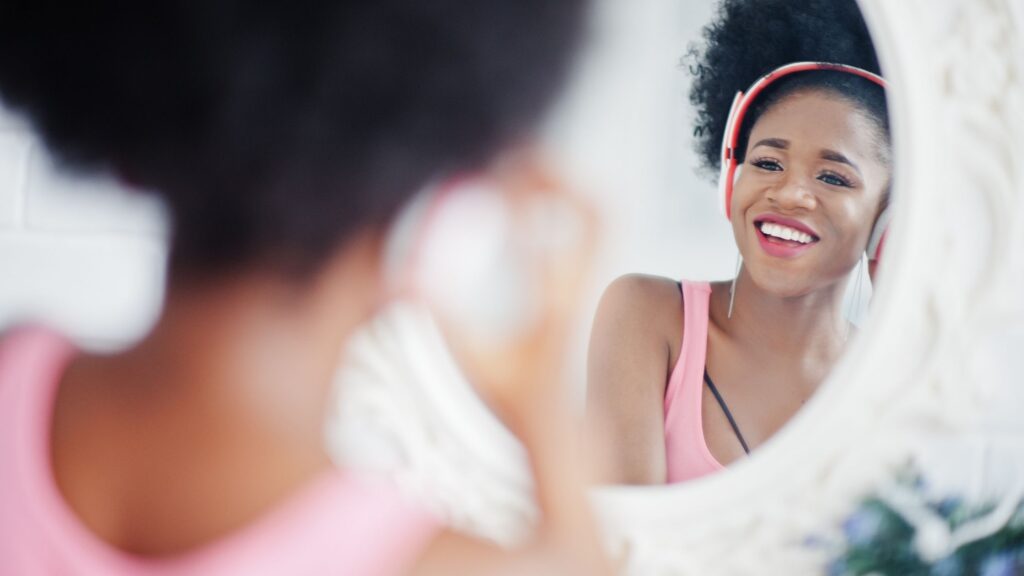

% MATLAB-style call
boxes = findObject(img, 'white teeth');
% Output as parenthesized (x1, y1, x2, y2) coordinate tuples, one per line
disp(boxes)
(760, 222, 815, 244)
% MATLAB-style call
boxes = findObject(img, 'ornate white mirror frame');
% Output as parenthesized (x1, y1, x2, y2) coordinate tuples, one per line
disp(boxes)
(331, 0, 1024, 573)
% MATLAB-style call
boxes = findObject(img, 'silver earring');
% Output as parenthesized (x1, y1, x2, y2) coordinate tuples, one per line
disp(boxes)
(845, 255, 866, 340)
(728, 253, 742, 319)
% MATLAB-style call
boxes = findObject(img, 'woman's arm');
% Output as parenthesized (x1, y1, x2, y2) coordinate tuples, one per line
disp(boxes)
(585, 274, 682, 485)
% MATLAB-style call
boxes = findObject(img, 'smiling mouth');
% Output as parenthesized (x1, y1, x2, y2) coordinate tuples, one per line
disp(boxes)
(754, 220, 820, 246)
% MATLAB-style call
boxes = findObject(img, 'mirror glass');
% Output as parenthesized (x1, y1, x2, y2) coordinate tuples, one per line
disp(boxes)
(582, 0, 892, 486)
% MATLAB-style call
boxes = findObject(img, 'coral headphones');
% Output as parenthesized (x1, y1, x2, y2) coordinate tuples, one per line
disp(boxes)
(718, 61, 890, 261)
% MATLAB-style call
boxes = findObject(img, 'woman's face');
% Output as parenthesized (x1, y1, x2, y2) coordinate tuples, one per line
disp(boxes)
(731, 89, 890, 298)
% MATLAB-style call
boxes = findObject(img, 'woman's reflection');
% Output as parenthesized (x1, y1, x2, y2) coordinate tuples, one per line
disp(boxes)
(587, 0, 892, 485)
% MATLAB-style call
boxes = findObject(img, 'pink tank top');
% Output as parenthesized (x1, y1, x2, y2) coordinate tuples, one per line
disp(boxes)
(0, 326, 438, 575)
(663, 281, 726, 484)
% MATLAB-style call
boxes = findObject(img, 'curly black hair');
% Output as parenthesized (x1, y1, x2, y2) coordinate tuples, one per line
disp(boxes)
(0, 1, 589, 276)
(687, 0, 889, 178)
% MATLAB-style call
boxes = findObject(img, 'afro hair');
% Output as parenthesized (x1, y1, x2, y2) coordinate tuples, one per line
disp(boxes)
(687, 0, 888, 178)
(0, 1, 589, 276)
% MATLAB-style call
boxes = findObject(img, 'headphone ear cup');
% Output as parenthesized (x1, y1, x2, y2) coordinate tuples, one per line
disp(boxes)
(718, 163, 745, 220)
(866, 204, 893, 262)
(730, 164, 743, 214)
(717, 158, 733, 218)
(718, 91, 745, 220)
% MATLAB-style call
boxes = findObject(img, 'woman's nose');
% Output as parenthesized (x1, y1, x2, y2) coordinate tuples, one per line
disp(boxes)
(766, 173, 817, 210)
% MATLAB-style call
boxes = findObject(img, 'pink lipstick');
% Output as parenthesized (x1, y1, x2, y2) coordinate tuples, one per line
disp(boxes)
(753, 213, 820, 259)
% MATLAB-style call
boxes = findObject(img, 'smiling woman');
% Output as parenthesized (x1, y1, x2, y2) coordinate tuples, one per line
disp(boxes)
(738, 90, 889, 295)
(585, 0, 892, 485)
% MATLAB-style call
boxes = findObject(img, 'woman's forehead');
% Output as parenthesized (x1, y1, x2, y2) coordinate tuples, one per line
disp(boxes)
(748, 90, 883, 163)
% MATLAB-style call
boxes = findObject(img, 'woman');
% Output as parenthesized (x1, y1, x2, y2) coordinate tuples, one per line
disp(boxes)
(0, 2, 609, 574)
(587, 0, 892, 485)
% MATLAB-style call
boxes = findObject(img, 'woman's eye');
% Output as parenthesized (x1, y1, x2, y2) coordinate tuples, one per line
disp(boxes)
(818, 172, 852, 187)
(752, 159, 782, 171)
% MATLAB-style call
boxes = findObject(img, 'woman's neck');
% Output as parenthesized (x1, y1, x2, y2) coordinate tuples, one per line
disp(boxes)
(51, 238, 385, 555)
(123, 233, 384, 449)
(126, 276, 353, 446)
(712, 267, 851, 370)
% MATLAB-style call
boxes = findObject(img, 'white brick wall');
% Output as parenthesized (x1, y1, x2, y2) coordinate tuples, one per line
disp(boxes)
(0, 105, 168, 349)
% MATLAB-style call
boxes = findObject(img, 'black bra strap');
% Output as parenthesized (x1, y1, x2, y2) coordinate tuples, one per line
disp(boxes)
(703, 369, 751, 455)
(666, 281, 685, 401)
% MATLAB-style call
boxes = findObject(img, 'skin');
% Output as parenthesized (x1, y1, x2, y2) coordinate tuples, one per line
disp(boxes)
(49, 158, 610, 574)
(52, 233, 386, 556)
(587, 89, 890, 485)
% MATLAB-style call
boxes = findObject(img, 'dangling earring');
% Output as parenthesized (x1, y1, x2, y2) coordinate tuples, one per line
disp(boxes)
(728, 253, 742, 319)
(845, 255, 866, 341)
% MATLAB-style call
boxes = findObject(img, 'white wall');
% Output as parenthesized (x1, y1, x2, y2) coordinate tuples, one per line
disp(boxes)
(550, 0, 734, 288)
(538, 0, 740, 386)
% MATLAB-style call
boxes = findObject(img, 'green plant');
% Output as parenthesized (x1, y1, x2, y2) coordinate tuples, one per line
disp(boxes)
(826, 473, 1024, 575)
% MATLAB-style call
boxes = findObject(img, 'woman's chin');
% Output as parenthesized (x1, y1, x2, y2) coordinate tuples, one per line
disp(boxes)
(744, 260, 855, 302)
(744, 264, 822, 300)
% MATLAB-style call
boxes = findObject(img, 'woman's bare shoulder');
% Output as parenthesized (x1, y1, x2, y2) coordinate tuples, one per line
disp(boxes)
(598, 272, 684, 336)
(597, 273, 683, 326)
(586, 274, 684, 484)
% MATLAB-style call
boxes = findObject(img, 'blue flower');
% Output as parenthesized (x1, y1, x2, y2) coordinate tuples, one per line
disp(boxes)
(979, 553, 1019, 576)
(842, 508, 885, 546)
(802, 534, 836, 550)
(826, 558, 848, 576)
(930, 555, 965, 576)
(1009, 504, 1024, 529)
(935, 497, 964, 518)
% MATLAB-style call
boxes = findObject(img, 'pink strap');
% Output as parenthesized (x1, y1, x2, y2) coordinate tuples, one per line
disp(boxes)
(663, 281, 724, 483)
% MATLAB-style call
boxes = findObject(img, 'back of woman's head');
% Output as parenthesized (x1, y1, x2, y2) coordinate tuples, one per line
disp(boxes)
(688, 0, 888, 176)
(0, 1, 589, 276)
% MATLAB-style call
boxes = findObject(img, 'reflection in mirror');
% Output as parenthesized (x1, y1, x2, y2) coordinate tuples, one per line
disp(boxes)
(586, 0, 892, 486)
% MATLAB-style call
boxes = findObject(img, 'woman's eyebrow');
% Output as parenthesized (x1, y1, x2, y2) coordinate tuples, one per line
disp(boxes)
(820, 149, 861, 175)
(750, 137, 789, 150)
